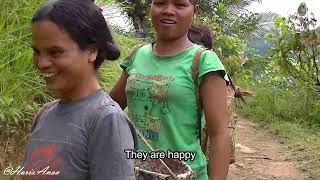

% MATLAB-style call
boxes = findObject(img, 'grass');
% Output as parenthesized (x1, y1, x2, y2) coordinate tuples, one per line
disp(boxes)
(0, 1, 47, 179)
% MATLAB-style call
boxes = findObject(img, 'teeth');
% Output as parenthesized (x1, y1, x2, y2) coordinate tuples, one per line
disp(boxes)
(43, 72, 58, 78)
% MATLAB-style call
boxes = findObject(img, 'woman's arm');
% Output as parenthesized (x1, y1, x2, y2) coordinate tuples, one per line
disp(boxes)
(109, 71, 128, 110)
(200, 72, 230, 180)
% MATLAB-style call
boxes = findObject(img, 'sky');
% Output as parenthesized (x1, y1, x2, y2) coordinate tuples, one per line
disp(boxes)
(247, 0, 320, 22)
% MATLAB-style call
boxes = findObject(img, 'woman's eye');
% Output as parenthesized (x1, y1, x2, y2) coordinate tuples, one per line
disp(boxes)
(49, 50, 63, 57)
(175, 3, 187, 8)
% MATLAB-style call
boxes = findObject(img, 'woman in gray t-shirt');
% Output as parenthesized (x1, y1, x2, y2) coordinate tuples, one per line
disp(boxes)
(22, 0, 138, 179)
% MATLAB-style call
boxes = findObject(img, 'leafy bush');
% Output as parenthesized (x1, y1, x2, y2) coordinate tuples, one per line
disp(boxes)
(236, 69, 320, 128)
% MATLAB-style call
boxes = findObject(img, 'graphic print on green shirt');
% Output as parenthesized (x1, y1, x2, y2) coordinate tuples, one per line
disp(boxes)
(126, 73, 175, 141)
(121, 44, 228, 180)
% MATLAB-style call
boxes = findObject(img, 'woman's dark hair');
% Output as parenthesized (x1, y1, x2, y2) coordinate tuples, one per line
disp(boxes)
(32, 0, 120, 70)
(188, 24, 213, 49)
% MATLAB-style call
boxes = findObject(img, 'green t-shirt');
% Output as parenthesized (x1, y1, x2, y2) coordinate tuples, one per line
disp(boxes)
(121, 44, 228, 180)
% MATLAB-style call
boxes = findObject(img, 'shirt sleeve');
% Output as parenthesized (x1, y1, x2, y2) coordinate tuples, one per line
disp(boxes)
(198, 50, 230, 86)
(120, 57, 130, 72)
(120, 44, 145, 73)
(88, 105, 137, 180)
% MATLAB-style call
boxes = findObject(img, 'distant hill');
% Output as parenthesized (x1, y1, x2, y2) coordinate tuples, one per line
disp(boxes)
(249, 37, 272, 55)
(247, 12, 278, 55)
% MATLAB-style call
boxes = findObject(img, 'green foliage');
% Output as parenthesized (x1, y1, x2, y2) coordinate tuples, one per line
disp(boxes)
(199, 0, 263, 39)
(237, 67, 320, 127)
(237, 6, 320, 124)
(266, 15, 320, 92)
(215, 35, 247, 56)
(0, 0, 49, 130)
(99, 34, 140, 90)
(212, 32, 250, 76)
(113, 0, 150, 38)
(0, 97, 23, 127)
(244, 5, 320, 130)
(0, 0, 47, 175)
(197, 0, 266, 77)
(222, 55, 242, 76)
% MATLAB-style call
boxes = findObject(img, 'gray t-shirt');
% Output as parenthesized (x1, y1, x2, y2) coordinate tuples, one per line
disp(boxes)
(22, 90, 138, 180)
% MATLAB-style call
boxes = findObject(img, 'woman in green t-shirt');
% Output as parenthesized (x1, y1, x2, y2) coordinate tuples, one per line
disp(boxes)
(110, 0, 230, 179)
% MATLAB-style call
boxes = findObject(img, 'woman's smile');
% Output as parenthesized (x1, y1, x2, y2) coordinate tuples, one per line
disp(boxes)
(159, 19, 177, 25)
(42, 72, 60, 78)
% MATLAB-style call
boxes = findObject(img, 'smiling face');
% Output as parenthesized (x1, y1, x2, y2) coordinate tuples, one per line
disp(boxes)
(151, 0, 196, 41)
(32, 20, 97, 96)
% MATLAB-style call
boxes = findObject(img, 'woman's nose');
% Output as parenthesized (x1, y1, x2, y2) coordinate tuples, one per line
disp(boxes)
(34, 55, 52, 70)
(161, 4, 175, 16)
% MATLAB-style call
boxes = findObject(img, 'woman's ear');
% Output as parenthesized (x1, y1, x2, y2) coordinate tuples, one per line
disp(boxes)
(194, 5, 199, 18)
(88, 47, 98, 63)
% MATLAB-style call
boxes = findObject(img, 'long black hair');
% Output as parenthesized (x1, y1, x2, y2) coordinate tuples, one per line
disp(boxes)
(32, 0, 120, 70)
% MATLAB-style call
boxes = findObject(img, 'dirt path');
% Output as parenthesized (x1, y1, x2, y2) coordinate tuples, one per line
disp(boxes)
(227, 117, 305, 180)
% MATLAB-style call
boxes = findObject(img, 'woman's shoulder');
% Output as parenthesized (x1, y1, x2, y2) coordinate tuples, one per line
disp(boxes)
(35, 100, 60, 119)
(129, 43, 152, 55)
(198, 49, 220, 62)
(135, 43, 152, 56)
(93, 94, 138, 147)
(93, 92, 128, 120)
(192, 45, 217, 57)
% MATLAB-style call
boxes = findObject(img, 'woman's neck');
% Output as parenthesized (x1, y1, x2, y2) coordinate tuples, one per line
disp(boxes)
(154, 35, 193, 56)
(57, 77, 101, 103)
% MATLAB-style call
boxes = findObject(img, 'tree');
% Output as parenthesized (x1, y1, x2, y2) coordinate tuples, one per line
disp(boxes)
(200, 0, 265, 76)
(266, 3, 320, 92)
(114, 0, 151, 38)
